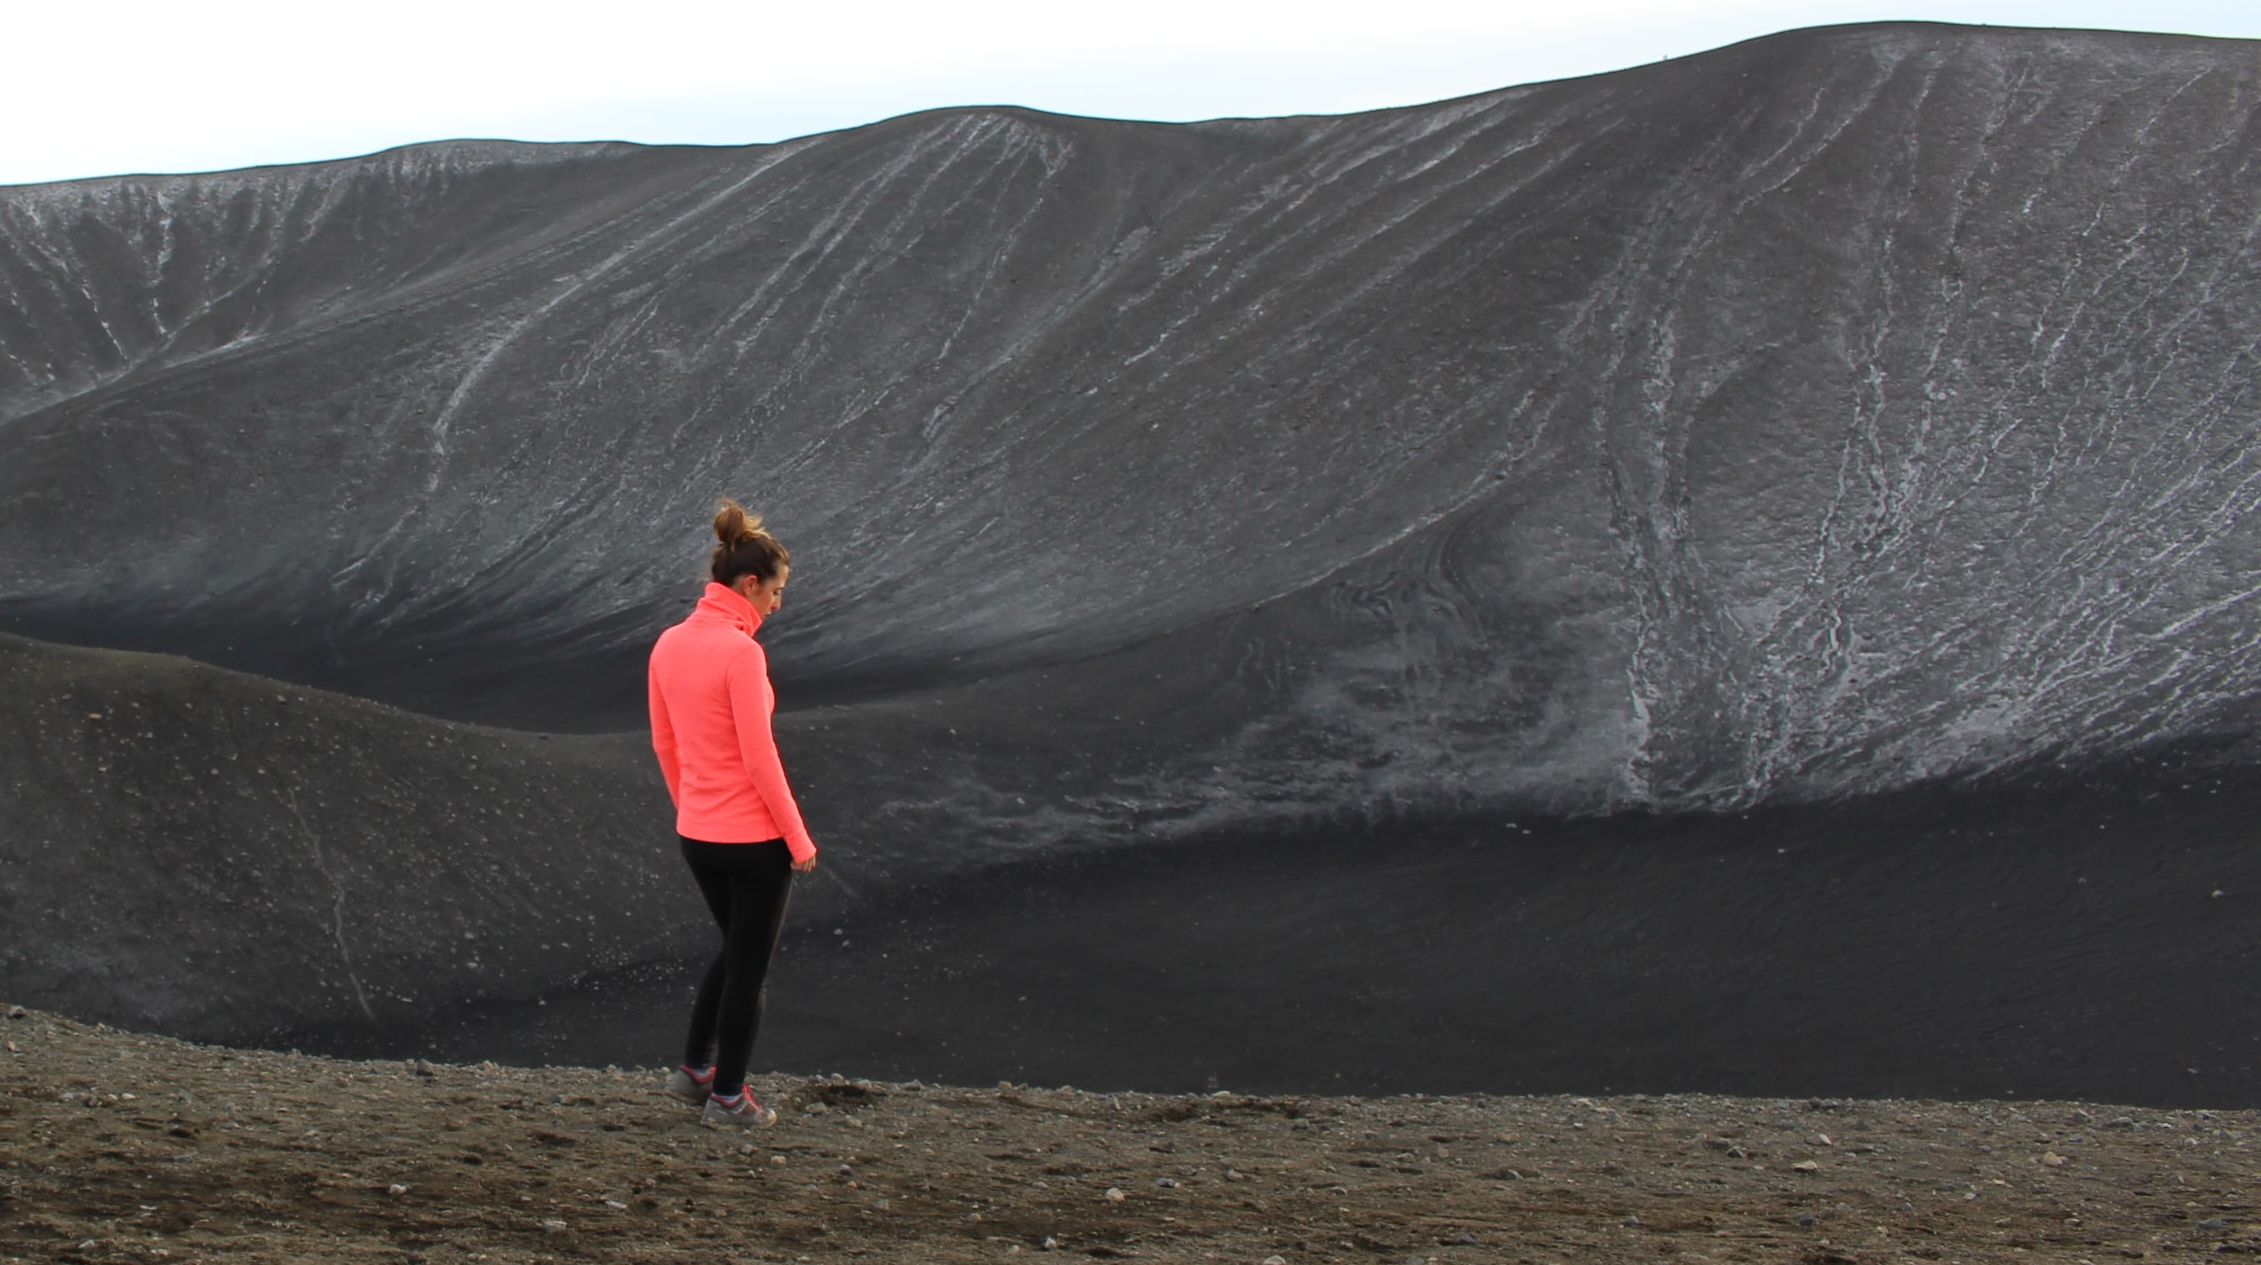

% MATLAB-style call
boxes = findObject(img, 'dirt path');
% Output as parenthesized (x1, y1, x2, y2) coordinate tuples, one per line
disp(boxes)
(3, 1006, 2254, 1263)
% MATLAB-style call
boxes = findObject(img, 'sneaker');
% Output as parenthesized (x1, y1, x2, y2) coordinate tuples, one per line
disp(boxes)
(702, 1090, 779, 1128)
(664, 1064, 714, 1105)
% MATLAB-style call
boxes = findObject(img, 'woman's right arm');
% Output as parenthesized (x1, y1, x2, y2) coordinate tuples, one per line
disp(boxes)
(726, 646, 817, 867)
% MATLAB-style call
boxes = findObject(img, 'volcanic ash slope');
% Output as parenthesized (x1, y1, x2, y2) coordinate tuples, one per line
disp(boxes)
(0, 632, 706, 1045)
(2, 25, 2259, 824)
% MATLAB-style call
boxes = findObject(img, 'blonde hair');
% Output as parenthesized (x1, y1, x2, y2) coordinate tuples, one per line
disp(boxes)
(710, 500, 791, 586)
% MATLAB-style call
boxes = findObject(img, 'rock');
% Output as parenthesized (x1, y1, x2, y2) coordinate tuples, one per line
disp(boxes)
(1792, 1160, 1821, 1172)
(539, 1219, 567, 1234)
(386, 1184, 408, 1197)
(1155, 1177, 1179, 1188)
(1104, 1188, 1126, 1202)
(6, 1005, 24, 1019)
(2039, 1151, 2068, 1167)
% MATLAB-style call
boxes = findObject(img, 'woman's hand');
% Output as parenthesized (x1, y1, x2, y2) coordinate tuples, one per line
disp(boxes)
(792, 853, 818, 874)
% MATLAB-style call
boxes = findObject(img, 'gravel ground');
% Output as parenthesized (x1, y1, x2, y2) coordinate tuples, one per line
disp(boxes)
(3, 1005, 2255, 1264)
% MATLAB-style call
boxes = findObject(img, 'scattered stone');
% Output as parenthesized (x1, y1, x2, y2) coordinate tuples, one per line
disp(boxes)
(1104, 1187, 1126, 1202)
(1042, 1235, 1060, 1250)
(804, 1100, 829, 1115)
(539, 1219, 567, 1234)
(1792, 1160, 1821, 1172)
(1155, 1177, 1179, 1189)
(2040, 1151, 2069, 1167)
(6, 1005, 25, 1020)
(387, 1184, 408, 1197)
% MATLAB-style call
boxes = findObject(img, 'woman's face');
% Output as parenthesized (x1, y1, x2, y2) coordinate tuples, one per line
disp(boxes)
(737, 565, 790, 616)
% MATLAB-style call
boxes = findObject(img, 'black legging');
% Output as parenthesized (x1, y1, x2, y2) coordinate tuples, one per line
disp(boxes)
(680, 837, 796, 1098)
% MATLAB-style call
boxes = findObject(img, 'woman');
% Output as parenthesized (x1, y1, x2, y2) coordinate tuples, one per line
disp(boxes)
(647, 501, 819, 1127)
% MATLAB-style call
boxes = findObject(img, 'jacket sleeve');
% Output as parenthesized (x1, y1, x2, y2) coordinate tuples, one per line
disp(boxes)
(727, 645, 816, 863)
(648, 653, 682, 809)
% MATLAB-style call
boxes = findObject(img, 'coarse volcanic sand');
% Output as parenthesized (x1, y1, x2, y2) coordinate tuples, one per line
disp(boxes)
(1, 1007, 2255, 1264)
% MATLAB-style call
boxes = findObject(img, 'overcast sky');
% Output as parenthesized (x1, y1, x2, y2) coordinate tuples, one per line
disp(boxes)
(8, 0, 2259, 188)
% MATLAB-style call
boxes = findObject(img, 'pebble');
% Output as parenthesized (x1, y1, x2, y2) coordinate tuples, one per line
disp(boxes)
(387, 1184, 408, 1197)
(539, 1219, 567, 1234)
(1263, 1257, 1288, 1265)
(6, 1005, 25, 1019)
(1792, 1160, 1821, 1172)
(804, 1100, 829, 1115)
(1042, 1235, 1060, 1250)
(2040, 1151, 2069, 1167)
(1104, 1187, 1126, 1202)
(1155, 1177, 1180, 1188)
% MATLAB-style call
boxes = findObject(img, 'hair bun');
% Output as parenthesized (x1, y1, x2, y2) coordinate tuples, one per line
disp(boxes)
(713, 500, 763, 546)
(708, 498, 792, 587)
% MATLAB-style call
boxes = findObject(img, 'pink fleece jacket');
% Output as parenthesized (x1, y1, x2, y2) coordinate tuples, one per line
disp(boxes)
(647, 583, 816, 863)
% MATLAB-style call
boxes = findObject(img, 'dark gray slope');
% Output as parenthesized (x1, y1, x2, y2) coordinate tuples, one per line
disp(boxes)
(4, 24, 2261, 816)
(426, 763, 2261, 1109)
(10, 630, 2257, 1106)
(0, 631, 694, 1043)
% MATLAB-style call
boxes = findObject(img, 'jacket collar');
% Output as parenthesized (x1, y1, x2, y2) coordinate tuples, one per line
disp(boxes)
(694, 581, 766, 637)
